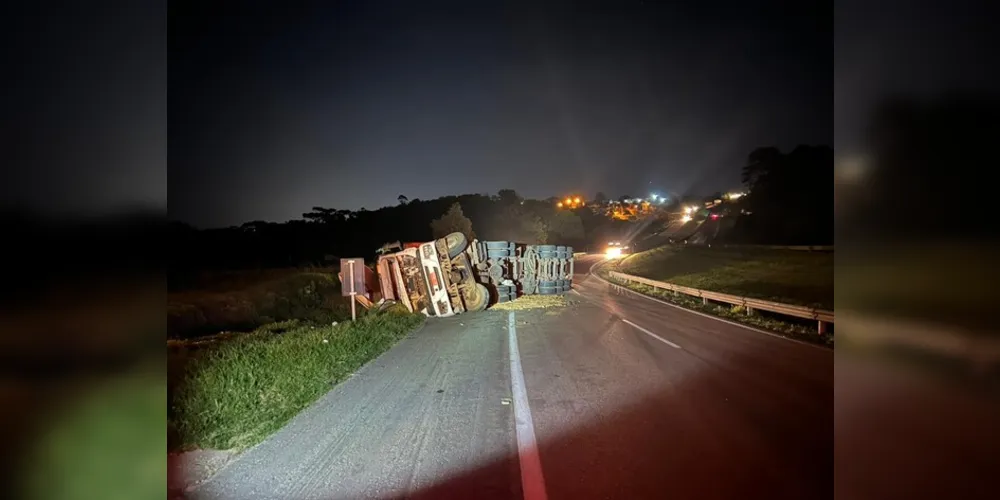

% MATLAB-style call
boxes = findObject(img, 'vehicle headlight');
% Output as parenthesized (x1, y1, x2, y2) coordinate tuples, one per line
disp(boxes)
(605, 247, 622, 258)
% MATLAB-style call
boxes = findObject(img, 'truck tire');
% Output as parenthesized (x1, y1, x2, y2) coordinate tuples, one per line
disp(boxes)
(520, 277, 537, 295)
(444, 232, 469, 258)
(465, 283, 489, 312)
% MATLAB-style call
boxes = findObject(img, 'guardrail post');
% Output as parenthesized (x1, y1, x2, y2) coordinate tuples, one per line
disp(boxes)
(818, 321, 828, 335)
(702, 297, 708, 305)
(746, 306, 753, 316)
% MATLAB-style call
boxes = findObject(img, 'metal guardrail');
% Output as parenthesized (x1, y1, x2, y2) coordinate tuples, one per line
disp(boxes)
(607, 271, 834, 334)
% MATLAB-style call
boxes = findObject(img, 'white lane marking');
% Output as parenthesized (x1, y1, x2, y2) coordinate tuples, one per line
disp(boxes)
(621, 318, 682, 349)
(570, 288, 582, 296)
(589, 272, 828, 351)
(507, 311, 548, 500)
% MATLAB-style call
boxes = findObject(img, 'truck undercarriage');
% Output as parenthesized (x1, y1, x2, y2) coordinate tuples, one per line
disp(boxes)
(372, 233, 574, 317)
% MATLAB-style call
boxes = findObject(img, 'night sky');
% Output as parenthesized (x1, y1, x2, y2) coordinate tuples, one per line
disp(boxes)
(170, 1, 830, 228)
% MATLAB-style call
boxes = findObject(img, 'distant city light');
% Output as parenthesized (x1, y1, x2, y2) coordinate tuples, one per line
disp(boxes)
(558, 195, 586, 209)
(681, 214, 692, 223)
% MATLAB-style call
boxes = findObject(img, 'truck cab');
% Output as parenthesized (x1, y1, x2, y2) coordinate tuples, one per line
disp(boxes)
(376, 233, 489, 317)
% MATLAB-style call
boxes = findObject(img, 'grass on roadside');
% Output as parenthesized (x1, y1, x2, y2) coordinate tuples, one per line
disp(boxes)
(168, 268, 350, 339)
(169, 307, 424, 452)
(615, 245, 833, 309)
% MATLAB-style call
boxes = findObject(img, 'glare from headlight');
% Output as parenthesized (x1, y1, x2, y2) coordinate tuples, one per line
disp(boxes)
(605, 247, 622, 258)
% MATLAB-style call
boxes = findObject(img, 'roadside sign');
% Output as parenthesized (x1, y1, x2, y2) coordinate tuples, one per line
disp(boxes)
(340, 259, 366, 297)
(340, 258, 367, 321)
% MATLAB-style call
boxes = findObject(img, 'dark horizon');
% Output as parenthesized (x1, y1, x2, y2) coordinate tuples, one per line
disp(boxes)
(169, 1, 830, 228)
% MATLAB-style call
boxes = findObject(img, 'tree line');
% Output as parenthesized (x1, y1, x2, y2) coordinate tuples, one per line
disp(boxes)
(170, 143, 833, 274)
(169, 189, 627, 273)
(728, 144, 833, 245)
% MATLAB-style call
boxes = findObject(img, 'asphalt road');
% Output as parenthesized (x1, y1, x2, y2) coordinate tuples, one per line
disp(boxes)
(190, 254, 833, 500)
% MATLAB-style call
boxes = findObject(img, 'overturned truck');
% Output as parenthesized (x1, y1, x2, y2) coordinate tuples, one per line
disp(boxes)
(375, 232, 574, 317)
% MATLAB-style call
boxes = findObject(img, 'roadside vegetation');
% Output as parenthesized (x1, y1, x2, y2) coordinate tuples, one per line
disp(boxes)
(614, 245, 833, 310)
(168, 267, 349, 339)
(169, 307, 424, 452)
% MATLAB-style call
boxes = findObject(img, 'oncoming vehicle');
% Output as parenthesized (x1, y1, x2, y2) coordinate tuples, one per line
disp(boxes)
(604, 241, 630, 258)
